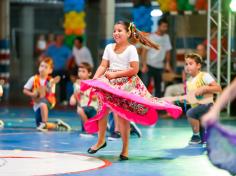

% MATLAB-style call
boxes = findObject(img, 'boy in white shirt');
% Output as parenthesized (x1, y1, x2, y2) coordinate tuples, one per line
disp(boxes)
(23, 57, 71, 132)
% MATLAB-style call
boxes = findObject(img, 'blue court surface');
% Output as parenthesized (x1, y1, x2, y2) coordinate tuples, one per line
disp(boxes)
(0, 106, 235, 176)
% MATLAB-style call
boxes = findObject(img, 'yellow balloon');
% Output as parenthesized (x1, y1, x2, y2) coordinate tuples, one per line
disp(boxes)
(64, 11, 86, 30)
(157, 0, 172, 11)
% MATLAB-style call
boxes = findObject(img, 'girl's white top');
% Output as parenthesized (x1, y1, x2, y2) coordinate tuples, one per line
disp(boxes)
(102, 43, 139, 70)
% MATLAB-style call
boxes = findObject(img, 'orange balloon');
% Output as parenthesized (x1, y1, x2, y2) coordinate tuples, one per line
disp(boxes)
(74, 28, 84, 35)
(65, 28, 73, 35)
(169, 0, 177, 11)
(195, 0, 207, 10)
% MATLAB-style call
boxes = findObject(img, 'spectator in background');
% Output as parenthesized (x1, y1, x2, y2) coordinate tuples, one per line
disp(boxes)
(196, 43, 207, 70)
(44, 34, 71, 105)
(203, 25, 227, 61)
(141, 18, 172, 97)
(196, 44, 206, 60)
(35, 34, 47, 56)
(47, 33, 55, 48)
(72, 36, 94, 68)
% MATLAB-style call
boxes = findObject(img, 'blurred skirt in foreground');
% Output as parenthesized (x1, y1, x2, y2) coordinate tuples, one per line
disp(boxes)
(207, 122, 236, 175)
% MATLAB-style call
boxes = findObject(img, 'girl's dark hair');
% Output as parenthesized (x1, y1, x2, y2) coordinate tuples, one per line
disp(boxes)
(115, 21, 160, 50)
(185, 53, 203, 65)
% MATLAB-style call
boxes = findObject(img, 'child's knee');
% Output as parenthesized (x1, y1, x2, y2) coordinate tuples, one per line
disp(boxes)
(186, 109, 193, 119)
(40, 103, 48, 110)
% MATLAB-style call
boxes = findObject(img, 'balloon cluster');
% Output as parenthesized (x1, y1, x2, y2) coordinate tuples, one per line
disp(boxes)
(64, 0, 86, 47)
(132, 6, 153, 32)
(157, 0, 207, 12)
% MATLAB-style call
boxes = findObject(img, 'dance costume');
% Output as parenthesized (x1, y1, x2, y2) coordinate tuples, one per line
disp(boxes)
(32, 75, 56, 108)
(81, 43, 182, 133)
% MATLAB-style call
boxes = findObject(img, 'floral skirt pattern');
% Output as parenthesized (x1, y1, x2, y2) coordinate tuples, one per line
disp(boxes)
(80, 75, 182, 133)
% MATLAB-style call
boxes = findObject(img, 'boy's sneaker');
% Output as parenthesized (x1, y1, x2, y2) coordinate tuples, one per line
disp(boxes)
(108, 131, 121, 141)
(130, 122, 142, 138)
(189, 135, 202, 145)
(37, 122, 48, 132)
(0, 120, 4, 128)
(56, 119, 71, 131)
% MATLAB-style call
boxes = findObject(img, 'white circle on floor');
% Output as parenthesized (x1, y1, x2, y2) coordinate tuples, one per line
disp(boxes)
(0, 150, 111, 175)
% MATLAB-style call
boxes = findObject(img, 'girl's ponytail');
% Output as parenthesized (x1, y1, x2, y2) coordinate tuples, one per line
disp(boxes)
(128, 22, 160, 50)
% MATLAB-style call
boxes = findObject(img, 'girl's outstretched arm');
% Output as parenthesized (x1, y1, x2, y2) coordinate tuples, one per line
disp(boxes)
(202, 77, 236, 126)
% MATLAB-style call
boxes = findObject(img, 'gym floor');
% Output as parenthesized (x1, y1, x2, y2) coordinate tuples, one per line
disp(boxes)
(0, 106, 234, 176)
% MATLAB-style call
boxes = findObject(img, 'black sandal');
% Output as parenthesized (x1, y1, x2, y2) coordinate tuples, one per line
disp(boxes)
(119, 154, 129, 160)
(87, 142, 107, 154)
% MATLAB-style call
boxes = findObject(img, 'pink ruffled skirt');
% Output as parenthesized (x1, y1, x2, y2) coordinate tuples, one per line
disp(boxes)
(80, 75, 182, 133)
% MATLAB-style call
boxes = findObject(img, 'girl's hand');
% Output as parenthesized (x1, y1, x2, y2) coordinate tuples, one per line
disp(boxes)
(105, 71, 117, 80)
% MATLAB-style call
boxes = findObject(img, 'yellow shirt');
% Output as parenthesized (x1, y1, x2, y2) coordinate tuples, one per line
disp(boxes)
(187, 71, 215, 107)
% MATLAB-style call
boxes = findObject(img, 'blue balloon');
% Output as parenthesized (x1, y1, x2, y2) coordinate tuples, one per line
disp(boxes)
(132, 6, 153, 32)
(64, 0, 85, 13)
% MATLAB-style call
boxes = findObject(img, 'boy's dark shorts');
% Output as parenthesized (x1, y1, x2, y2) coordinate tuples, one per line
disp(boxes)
(186, 103, 213, 120)
(81, 106, 97, 132)
(82, 106, 97, 119)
